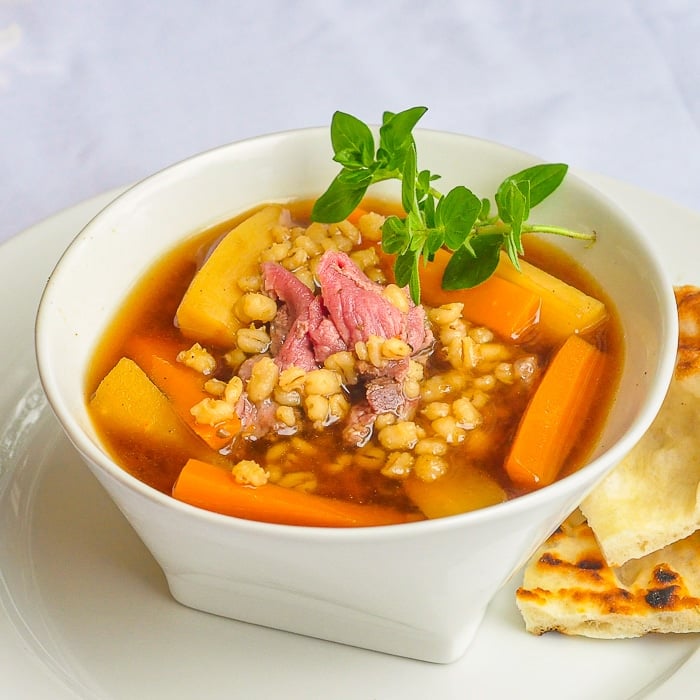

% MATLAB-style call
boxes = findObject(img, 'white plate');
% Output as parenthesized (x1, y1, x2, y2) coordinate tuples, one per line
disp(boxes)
(1, 177, 699, 700)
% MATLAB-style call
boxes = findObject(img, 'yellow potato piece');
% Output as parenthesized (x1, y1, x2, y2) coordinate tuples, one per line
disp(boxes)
(176, 205, 283, 347)
(495, 251, 607, 343)
(404, 462, 507, 518)
(90, 356, 196, 451)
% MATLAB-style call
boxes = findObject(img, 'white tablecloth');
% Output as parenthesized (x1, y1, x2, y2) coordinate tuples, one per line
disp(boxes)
(2, 0, 700, 244)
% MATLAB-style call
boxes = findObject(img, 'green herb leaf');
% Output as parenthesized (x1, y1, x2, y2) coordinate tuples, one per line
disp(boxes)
(330, 111, 375, 168)
(401, 142, 419, 215)
(495, 177, 529, 225)
(394, 248, 417, 289)
(478, 197, 491, 221)
(424, 229, 444, 260)
(417, 169, 437, 199)
(436, 185, 482, 250)
(507, 163, 568, 208)
(442, 234, 504, 289)
(406, 210, 426, 252)
(313, 107, 594, 301)
(379, 107, 428, 158)
(381, 215, 409, 254)
(421, 189, 436, 228)
(497, 179, 528, 261)
(311, 170, 371, 223)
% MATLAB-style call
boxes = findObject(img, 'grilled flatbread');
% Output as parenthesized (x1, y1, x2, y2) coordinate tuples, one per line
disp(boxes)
(516, 513, 700, 638)
(579, 285, 700, 566)
(517, 286, 700, 638)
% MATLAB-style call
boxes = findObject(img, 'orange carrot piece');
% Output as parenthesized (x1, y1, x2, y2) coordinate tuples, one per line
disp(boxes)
(504, 334, 605, 489)
(172, 458, 425, 527)
(421, 248, 541, 340)
(347, 207, 369, 226)
(377, 246, 541, 341)
(125, 335, 240, 451)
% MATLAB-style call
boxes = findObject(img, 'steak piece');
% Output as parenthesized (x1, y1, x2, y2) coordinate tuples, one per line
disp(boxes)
(263, 252, 433, 372)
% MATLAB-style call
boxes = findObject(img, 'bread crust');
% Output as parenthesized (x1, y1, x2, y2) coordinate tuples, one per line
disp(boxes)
(516, 516, 700, 638)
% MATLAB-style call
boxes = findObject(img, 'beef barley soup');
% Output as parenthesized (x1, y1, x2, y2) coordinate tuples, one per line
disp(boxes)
(86, 198, 623, 526)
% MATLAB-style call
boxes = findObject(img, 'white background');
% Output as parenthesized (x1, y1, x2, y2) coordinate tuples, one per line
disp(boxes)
(2, 0, 700, 244)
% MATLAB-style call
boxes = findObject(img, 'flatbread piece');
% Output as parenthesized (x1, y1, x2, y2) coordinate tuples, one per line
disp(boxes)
(516, 514, 700, 638)
(579, 285, 700, 566)
(517, 286, 700, 638)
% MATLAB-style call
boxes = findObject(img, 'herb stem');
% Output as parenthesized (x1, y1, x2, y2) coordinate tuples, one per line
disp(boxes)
(521, 224, 596, 241)
(476, 222, 596, 242)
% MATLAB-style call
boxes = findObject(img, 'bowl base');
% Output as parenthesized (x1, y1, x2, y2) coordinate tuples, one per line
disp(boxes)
(166, 571, 482, 664)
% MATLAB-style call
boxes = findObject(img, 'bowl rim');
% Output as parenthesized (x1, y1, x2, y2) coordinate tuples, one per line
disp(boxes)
(35, 126, 679, 542)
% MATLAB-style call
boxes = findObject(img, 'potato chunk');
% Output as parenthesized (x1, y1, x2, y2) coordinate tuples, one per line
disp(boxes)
(90, 356, 197, 451)
(176, 205, 284, 347)
(404, 462, 506, 518)
(495, 251, 607, 342)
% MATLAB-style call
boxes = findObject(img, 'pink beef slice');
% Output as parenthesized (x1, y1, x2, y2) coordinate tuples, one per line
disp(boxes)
(365, 376, 407, 415)
(342, 400, 377, 448)
(236, 394, 278, 439)
(268, 303, 291, 356)
(314, 251, 432, 353)
(307, 295, 347, 363)
(262, 261, 314, 318)
(261, 262, 317, 371)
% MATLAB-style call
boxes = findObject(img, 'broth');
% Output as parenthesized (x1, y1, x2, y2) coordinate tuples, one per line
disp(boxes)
(86, 199, 623, 521)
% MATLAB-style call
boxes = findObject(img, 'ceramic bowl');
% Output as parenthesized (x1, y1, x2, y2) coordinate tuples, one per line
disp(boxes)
(35, 127, 678, 663)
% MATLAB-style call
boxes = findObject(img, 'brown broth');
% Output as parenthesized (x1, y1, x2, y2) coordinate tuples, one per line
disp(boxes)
(86, 199, 624, 514)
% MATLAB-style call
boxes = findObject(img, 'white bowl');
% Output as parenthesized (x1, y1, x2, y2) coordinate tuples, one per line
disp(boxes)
(35, 128, 678, 663)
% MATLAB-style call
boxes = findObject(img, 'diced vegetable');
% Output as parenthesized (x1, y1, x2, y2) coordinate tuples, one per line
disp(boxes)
(125, 334, 241, 451)
(504, 334, 605, 489)
(404, 462, 507, 518)
(172, 458, 425, 527)
(494, 251, 607, 343)
(416, 248, 542, 341)
(176, 205, 283, 347)
(90, 357, 203, 453)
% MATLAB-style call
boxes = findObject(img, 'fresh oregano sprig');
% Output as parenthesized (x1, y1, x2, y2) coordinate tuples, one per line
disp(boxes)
(310, 107, 595, 304)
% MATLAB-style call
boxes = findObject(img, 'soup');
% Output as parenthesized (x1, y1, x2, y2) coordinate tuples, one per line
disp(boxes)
(86, 199, 623, 525)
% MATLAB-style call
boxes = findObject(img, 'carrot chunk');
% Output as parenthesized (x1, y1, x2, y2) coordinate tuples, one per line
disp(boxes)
(172, 458, 424, 527)
(125, 335, 240, 451)
(417, 248, 542, 341)
(346, 207, 369, 225)
(504, 334, 605, 489)
(374, 246, 541, 341)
